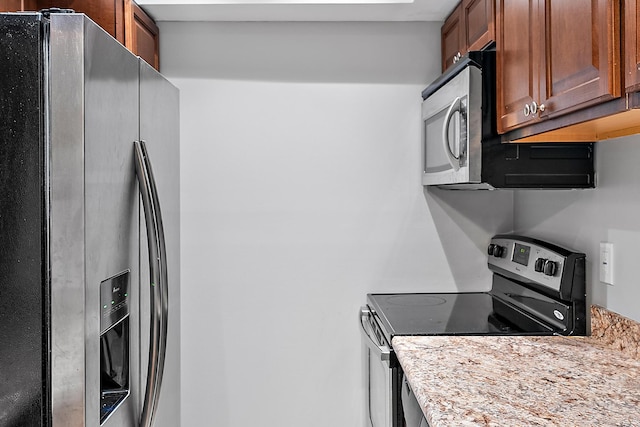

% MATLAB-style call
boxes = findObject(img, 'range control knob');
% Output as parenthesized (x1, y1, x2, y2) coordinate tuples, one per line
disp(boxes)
(543, 260, 557, 276)
(487, 244, 496, 256)
(534, 258, 546, 272)
(493, 245, 505, 258)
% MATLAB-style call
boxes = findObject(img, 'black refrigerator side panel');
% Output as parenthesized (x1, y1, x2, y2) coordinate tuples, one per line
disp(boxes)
(0, 14, 48, 427)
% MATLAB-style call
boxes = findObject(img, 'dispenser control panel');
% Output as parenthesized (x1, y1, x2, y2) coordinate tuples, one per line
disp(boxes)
(100, 270, 130, 333)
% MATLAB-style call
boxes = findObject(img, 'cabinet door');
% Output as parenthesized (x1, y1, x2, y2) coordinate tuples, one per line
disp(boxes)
(442, 3, 463, 72)
(125, 0, 159, 70)
(496, 0, 542, 133)
(539, 0, 621, 117)
(463, 0, 495, 51)
(625, 0, 640, 91)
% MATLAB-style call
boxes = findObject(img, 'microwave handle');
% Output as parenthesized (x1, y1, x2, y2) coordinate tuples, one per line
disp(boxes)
(442, 96, 463, 172)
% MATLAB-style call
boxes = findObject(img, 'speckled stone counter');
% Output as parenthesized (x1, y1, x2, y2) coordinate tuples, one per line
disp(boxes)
(591, 305, 640, 358)
(392, 306, 640, 427)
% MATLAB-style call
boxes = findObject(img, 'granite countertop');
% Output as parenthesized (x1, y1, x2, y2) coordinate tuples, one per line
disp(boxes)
(392, 306, 640, 427)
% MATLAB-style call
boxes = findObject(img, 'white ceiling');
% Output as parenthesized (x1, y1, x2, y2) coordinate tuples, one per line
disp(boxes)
(136, 0, 458, 22)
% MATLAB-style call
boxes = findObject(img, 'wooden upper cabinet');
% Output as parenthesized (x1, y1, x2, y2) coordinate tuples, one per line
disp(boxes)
(496, 0, 540, 133)
(540, 0, 620, 118)
(0, 0, 159, 70)
(125, 0, 159, 70)
(442, 0, 495, 72)
(496, 0, 621, 134)
(463, 0, 495, 51)
(442, 3, 463, 72)
(625, 0, 640, 91)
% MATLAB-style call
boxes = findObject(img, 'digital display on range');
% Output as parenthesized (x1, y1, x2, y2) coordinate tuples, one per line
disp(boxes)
(512, 243, 530, 266)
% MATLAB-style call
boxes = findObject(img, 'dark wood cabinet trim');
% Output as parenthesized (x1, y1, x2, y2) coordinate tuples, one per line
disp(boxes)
(115, 0, 125, 44)
(625, 0, 640, 91)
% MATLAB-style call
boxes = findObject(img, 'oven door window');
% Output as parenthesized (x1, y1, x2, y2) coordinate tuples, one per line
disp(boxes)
(424, 106, 462, 174)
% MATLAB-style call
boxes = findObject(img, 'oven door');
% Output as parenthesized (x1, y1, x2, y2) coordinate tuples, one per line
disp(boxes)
(360, 307, 403, 427)
(422, 65, 482, 187)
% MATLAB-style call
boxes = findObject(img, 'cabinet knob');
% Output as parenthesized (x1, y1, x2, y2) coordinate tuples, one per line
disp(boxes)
(530, 101, 538, 115)
(523, 103, 531, 117)
(538, 103, 546, 114)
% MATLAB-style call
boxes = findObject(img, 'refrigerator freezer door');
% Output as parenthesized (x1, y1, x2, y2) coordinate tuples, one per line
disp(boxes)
(49, 14, 140, 427)
(0, 13, 48, 427)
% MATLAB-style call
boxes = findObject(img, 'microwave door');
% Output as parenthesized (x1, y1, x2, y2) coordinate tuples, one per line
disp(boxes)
(422, 98, 470, 186)
(422, 65, 484, 187)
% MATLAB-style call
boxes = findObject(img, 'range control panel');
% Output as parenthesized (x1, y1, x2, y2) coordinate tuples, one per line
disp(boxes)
(487, 237, 566, 292)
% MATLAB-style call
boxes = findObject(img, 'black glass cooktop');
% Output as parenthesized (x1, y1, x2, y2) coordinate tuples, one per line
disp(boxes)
(367, 292, 552, 340)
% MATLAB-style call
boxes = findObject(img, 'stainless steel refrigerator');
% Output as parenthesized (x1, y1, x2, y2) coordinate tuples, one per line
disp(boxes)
(0, 11, 180, 427)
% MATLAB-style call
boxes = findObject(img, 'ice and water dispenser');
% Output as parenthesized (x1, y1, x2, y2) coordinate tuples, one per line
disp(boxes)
(100, 271, 131, 424)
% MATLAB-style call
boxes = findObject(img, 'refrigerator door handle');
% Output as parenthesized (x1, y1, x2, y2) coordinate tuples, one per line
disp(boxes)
(134, 140, 169, 427)
(140, 140, 170, 421)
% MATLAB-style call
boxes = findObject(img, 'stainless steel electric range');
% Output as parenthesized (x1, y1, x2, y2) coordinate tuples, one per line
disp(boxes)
(359, 234, 587, 427)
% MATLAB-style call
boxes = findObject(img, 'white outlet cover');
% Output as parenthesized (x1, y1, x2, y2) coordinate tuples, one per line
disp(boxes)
(599, 242, 614, 285)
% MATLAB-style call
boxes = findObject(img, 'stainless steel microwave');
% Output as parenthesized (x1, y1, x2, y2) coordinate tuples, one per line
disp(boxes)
(421, 49, 596, 190)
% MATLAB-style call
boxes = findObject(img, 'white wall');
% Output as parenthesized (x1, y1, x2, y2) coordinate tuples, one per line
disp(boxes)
(160, 21, 514, 427)
(514, 136, 640, 322)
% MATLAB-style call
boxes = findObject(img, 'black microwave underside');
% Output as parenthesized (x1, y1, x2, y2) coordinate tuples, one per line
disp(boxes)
(480, 140, 595, 189)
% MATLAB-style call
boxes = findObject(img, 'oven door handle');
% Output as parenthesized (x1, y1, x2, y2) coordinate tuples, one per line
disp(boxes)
(360, 307, 391, 364)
